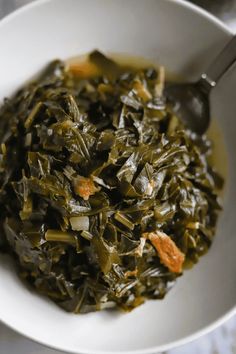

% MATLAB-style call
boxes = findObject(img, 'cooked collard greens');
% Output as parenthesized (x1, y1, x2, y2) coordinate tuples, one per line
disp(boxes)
(0, 51, 223, 313)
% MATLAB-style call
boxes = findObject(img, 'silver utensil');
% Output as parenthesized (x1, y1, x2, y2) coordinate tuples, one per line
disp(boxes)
(165, 35, 236, 134)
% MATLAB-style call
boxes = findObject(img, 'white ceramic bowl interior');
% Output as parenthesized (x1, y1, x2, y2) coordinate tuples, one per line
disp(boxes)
(0, 1, 235, 353)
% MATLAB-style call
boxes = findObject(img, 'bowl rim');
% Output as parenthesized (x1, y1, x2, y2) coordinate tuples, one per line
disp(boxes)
(0, 0, 233, 35)
(0, 0, 235, 353)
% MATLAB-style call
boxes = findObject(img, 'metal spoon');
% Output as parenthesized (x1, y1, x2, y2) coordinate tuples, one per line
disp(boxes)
(164, 35, 236, 135)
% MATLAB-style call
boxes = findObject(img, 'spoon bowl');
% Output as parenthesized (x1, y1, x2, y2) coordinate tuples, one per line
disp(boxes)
(165, 34, 236, 135)
(165, 81, 210, 134)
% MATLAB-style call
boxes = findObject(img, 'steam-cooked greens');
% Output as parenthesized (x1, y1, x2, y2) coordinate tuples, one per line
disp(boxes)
(0, 51, 223, 313)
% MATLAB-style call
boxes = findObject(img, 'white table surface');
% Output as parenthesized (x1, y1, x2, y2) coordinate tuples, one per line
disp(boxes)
(0, 1, 235, 353)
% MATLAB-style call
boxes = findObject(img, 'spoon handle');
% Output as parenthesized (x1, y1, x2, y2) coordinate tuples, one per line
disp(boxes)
(201, 35, 236, 89)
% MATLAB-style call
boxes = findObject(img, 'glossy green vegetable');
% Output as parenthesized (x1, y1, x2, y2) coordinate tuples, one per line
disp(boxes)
(0, 51, 223, 313)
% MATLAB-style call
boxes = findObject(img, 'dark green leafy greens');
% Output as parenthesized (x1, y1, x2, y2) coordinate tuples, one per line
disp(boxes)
(0, 51, 223, 313)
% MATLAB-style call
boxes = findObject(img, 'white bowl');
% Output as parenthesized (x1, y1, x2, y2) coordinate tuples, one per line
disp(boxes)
(0, 0, 235, 353)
